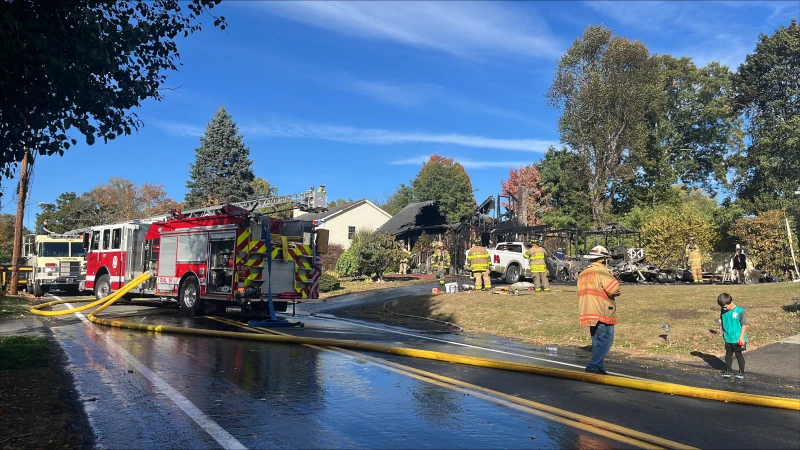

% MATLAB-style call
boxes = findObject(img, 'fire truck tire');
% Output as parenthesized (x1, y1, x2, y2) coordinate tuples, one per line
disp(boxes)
(179, 276, 205, 317)
(33, 281, 43, 298)
(94, 275, 112, 301)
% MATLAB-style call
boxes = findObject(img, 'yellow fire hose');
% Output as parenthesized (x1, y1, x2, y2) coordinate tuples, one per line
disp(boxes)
(30, 272, 800, 412)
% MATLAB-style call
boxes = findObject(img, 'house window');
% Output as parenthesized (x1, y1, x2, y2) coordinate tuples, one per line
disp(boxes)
(348, 226, 356, 240)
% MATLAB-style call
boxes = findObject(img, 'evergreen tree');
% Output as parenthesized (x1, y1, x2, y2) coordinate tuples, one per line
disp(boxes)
(185, 106, 255, 208)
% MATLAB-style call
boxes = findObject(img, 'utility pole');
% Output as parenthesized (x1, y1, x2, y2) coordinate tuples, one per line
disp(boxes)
(9, 148, 31, 295)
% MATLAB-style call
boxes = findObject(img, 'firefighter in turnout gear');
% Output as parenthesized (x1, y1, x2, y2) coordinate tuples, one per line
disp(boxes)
(467, 238, 492, 290)
(398, 240, 411, 275)
(685, 237, 704, 283)
(431, 242, 451, 285)
(578, 245, 621, 375)
(524, 239, 550, 292)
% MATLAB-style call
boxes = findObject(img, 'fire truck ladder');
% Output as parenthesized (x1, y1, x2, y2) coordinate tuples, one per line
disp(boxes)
(136, 187, 328, 223)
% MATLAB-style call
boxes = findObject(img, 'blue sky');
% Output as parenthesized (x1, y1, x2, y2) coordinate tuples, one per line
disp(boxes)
(3, 1, 797, 229)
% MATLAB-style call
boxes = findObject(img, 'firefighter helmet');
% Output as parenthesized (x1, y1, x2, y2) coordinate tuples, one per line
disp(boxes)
(473, 238, 482, 245)
(586, 245, 611, 260)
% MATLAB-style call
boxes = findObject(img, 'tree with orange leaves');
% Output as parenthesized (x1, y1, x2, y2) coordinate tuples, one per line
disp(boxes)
(36, 177, 180, 231)
(500, 165, 552, 226)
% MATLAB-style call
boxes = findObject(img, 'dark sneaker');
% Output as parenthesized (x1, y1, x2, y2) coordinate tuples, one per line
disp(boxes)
(735, 372, 745, 379)
(585, 367, 608, 375)
(722, 372, 733, 378)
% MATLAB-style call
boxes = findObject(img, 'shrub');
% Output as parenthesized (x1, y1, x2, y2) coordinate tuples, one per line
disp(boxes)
(318, 272, 341, 292)
(320, 243, 345, 272)
(335, 246, 360, 277)
(731, 210, 799, 274)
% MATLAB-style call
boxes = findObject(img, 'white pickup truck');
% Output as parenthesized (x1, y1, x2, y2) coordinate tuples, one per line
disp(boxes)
(465, 241, 575, 284)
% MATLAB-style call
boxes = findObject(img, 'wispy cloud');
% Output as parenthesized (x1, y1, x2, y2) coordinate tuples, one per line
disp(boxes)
(321, 72, 541, 125)
(241, 120, 557, 152)
(149, 119, 204, 138)
(250, 1, 563, 61)
(320, 71, 440, 107)
(584, 0, 797, 69)
(391, 155, 535, 169)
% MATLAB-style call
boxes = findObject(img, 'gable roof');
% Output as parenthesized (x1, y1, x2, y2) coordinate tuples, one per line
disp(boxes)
(376, 201, 449, 236)
(294, 199, 391, 222)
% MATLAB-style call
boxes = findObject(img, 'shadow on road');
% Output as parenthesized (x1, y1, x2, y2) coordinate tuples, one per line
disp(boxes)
(690, 351, 726, 370)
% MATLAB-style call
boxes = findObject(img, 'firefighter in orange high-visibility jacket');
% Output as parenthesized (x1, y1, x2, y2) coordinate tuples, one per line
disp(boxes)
(524, 239, 550, 292)
(578, 245, 621, 375)
(431, 243, 451, 285)
(467, 239, 492, 290)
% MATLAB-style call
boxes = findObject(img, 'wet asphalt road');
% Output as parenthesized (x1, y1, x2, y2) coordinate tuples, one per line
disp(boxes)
(43, 289, 800, 450)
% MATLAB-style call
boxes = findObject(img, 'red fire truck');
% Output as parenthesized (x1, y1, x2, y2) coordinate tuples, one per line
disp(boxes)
(81, 188, 329, 316)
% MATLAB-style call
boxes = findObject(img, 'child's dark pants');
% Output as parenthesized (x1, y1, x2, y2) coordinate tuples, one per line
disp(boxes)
(724, 342, 745, 372)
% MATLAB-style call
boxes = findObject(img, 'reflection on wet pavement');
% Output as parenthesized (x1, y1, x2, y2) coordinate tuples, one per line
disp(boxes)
(50, 302, 629, 449)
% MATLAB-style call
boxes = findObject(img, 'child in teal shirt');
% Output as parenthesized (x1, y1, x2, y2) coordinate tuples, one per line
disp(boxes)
(717, 293, 748, 379)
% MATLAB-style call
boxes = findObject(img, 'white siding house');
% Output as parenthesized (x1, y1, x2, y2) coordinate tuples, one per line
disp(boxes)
(293, 199, 392, 249)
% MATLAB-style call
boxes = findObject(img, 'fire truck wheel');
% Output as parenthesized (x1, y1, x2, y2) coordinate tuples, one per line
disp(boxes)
(33, 281, 43, 298)
(94, 275, 112, 300)
(179, 276, 205, 317)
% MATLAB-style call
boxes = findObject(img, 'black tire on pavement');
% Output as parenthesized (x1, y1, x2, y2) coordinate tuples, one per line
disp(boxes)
(33, 280, 43, 298)
(179, 275, 204, 317)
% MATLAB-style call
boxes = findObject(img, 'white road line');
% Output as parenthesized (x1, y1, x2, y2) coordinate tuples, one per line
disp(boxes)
(306, 313, 653, 381)
(51, 296, 247, 450)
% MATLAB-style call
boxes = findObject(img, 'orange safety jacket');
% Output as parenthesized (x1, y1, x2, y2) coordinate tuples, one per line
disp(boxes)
(525, 246, 547, 273)
(578, 262, 621, 326)
(467, 245, 490, 272)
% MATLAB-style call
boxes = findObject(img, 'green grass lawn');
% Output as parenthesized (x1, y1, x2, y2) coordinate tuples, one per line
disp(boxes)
(364, 282, 800, 361)
(319, 277, 434, 299)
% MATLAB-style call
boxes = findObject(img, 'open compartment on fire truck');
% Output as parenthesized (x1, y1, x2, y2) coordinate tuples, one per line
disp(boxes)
(208, 231, 235, 294)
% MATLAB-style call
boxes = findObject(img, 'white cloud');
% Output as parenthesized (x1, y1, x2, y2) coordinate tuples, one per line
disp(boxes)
(584, 0, 796, 69)
(241, 120, 558, 152)
(251, 1, 562, 61)
(391, 155, 535, 169)
(149, 120, 203, 138)
(321, 72, 542, 125)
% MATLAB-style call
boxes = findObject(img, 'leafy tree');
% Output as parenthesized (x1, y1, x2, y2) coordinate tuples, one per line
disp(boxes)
(251, 177, 278, 198)
(251, 176, 291, 219)
(36, 192, 96, 233)
(624, 57, 744, 210)
(411, 155, 476, 222)
(37, 178, 180, 230)
(328, 198, 355, 208)
(382, 183, 414, 216)
(185, 106, 255, 208)
(641, 206, 717, 268)
(547, 25, 660, 226)
(0, 214, 31, 263)
(731, 19, 800, 213)
(730, 210, 799, 276)
(500, 165, 552, 226)
(0, 0, 226, 182)
(535, 147, 592, 229)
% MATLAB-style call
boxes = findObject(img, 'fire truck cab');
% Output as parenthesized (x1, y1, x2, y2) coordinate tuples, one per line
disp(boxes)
(82, 189, 329, 316)
(23, 233, 87, 297)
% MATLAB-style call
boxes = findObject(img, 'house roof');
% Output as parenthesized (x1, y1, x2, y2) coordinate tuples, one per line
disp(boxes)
(293, 199, 391, 222)
(376, 201, 449, 236)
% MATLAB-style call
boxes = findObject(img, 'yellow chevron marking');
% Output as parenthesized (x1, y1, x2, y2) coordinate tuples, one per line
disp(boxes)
(237, 229, 250, 246)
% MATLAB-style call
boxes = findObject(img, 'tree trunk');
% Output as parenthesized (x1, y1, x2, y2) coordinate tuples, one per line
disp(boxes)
(10, 150, 31, 295)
